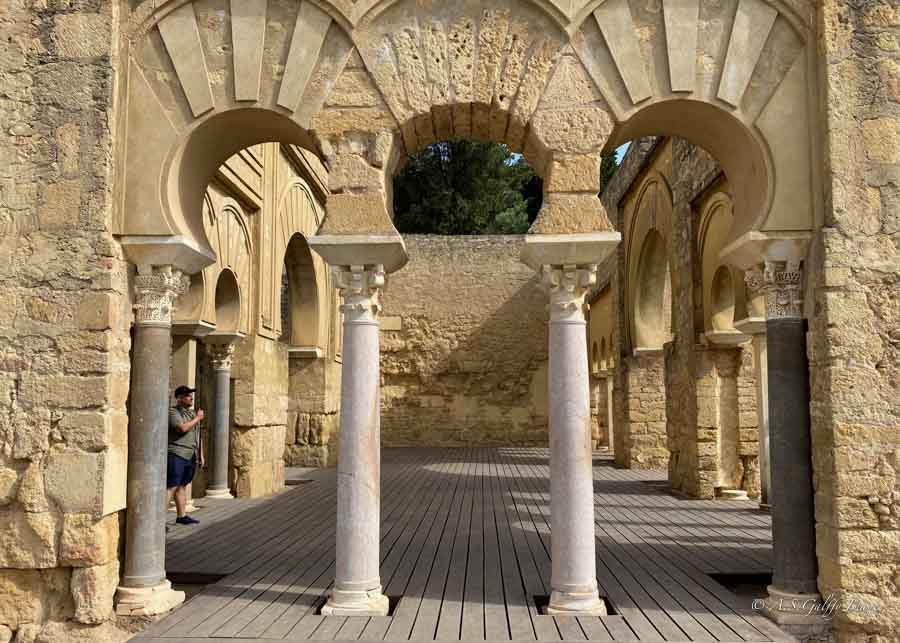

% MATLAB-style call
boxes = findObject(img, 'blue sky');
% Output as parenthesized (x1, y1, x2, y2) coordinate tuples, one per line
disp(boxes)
(615, 142, 631, 163)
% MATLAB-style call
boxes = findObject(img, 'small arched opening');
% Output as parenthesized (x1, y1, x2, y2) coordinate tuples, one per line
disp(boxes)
(214, 269, 241, 334)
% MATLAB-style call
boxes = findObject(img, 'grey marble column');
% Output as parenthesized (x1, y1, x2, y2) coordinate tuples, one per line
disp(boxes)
(760, 260, 821, 627)
(205, 342, 235, 499)
(116, 265, 187, 616)
(544, 264, 606, 616)
(322, 265, 389, 616)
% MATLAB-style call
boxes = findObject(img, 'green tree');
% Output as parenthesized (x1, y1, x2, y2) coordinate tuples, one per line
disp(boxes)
(393, 139, 542, 235)
(600, 150, 619, 193)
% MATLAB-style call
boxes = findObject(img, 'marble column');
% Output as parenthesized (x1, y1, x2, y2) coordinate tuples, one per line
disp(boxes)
(760, 260, 821, 628)
(322, 265, 389, 616)
(116, 265, 187, 616)
(544, 264, 606, 616)
(205, 342, 236, 499)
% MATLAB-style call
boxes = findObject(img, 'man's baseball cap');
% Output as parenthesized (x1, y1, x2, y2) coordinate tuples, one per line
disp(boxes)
(174, 385, 196, 398)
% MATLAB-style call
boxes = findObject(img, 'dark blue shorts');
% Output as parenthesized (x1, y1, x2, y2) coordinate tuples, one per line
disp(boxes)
(166, 453, 196, 489)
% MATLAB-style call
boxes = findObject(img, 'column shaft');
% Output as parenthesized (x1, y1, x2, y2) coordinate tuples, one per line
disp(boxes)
(767, 318, 817, 594)
(123, 324, 171, 588)
(751, 333, 771, 510)
(323, 265, 388, 616)
(206, 352, 233, 498)
(117, 265, 186, 616)
(545, 265, 605, 616)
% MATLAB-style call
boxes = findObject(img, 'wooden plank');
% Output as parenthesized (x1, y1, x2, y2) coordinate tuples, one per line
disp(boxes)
(576, 616, 613, 641)
(434, 449, 477, 640)
(460, 451, 486, 641)
(336, 616, 370, 640)
(554, 616, 586, 641)
(358, 615, 392, 641)
(482, 450, 510, 641)
(601, 615, 640, 641)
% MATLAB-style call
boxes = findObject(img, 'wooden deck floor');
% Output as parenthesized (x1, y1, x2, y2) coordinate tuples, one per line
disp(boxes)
(135, 448, 791, 642)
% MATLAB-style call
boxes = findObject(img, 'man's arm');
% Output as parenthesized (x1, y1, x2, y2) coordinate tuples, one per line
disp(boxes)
(172, 409, 205, 434)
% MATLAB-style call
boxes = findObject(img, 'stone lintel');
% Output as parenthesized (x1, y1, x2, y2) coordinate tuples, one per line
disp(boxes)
(520, 232, 621, 271)
(307, 234, 408, 273)
(734, 316, 766, 335)
(703, 329, 750, 347)
(632, 347, 664, 358)
(288, 346, 324, 359)
(120, 235, 217, 275)
(171, 320, 216, 337)
(718, 230, 811, 271)
(204, 330, 246, 346)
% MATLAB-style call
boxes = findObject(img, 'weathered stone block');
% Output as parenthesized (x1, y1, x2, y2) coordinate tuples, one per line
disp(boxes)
(19, 375, 109, 410)
(76, 293, 118, 331)
(37, 180, 81, 231)
(71, 560, 118, 624)
(17, 461, 48, 513)
(57, 412, 108, 452)
(0, 511, 58, 568)
(0, 468, 18, 506)
(59, 513, 118, 567)
(44, 449, 101, 513)
(53, 13, 111, 59)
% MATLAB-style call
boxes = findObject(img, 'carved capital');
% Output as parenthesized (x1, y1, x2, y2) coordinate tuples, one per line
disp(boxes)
(333, 264, 385, 323)
(744, 267, 765, 295)
(542, 264, 598, 323)
(133, 265, 189, 327)
(208, 343, 235, 371)
(761, 260, 803, 320)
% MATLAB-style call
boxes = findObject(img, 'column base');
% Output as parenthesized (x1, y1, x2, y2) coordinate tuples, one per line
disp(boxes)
(322, 588, 389, 616)
(115, 580, 185, 617)
(205, 488, 234, 499)
(762, 586, 832, 638)
(544, 590, 607, 616)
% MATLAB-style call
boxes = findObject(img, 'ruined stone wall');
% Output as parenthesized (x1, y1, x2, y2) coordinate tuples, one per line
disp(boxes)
(379, 236, 549, 446)
(619, 352, 668, 469)
(0, 2, 133, 639)
(285, 357, 341, 468)
(230, 335, 288, 497)
(810, 2, 900, 639)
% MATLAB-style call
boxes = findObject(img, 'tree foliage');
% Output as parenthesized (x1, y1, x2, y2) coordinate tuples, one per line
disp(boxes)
(393, 139, 542, 235)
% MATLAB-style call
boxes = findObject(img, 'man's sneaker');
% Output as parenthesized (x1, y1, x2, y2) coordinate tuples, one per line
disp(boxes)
(175, 515, 200, 525)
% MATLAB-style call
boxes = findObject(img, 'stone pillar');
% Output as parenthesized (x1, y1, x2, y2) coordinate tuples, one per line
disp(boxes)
(322, 265, 389, 616)
(543, 264, 606, 616)
(116, 265, 187, 616)
(759, 260, 821, 630)
(204, 341, 236, 499)
(737, 272, 771, 511)
(605, 373, 615, 453)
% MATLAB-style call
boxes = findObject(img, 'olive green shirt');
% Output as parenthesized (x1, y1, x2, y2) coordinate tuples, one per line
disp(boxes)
(168, 405, 200, 461)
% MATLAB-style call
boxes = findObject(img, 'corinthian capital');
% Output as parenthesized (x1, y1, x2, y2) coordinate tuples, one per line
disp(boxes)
(133, 265, 188, 327)
(542, 264, 598, 323)
(762, 260, 803, 320)
(208, 343, 235, 371)
(333, 264, 385, 322)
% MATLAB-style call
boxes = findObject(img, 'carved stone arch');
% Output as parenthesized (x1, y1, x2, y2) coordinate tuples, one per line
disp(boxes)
(118, 0, 357, 272)
(624, 171, 673, 352)
(570, 0, 815, 251)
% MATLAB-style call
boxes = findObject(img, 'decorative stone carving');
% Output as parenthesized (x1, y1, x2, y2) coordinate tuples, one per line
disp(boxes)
(133, 265, 189, 327)
(542, 264, 598, 322)
(761, 261, 803, 320)
(208, 343, 235, 371)
(744, 267, 764, 296)
(333, 265, 385, 321)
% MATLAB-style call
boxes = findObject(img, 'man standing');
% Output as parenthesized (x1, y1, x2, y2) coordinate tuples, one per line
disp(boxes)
(167, 385, 204, 526)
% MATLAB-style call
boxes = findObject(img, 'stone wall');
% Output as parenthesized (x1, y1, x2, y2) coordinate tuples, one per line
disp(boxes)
(617, 352, 669, 469)
(810, 1, 900, 639)
(0, 1, 132, 639)
(379, 236, 549, 446)
(230, 335, 288, 497)
(285, 356, 341, 468)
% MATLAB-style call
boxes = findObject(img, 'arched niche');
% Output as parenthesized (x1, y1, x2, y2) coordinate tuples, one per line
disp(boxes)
(214, 269, 242, 333)
(281, 234, 321, 348)
(599, 338, 608, 371)
(591, 342, 600, 375)
(710, 266, 736, 332)
(633, 229, 672, 350)
(698, 192, 748, 339)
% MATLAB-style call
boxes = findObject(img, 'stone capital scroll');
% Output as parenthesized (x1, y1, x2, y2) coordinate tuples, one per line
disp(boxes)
(208, 343, 236, 371)
(760, 260, 803, 320)
(133, 265, 189, 327)
(332, 264, 386, 323)
(542, 264, 599, 323)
